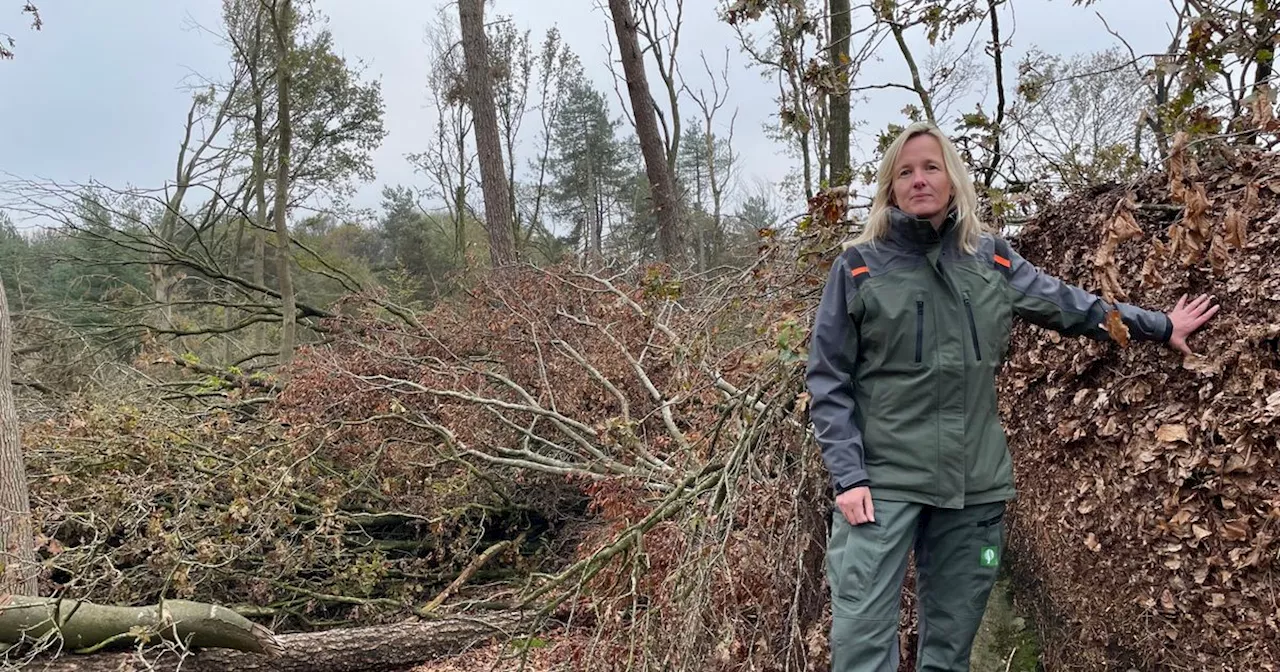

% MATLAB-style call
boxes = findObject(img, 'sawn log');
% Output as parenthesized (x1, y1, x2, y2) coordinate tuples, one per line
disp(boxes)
(23, 611, 524, 672)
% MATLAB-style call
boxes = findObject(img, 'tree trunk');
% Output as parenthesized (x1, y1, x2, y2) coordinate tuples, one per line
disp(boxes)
(149, 189, 184, 338)
(607, 0, 685, 267)
(453, 184, 467, 265)
(457, 0, 517, 268)
(249, 7, 270, 358)
(226, 194, 251, 365)
(587, 162, 602, 266)
(0, 281, 37, 597)
(878, 4, 935, 125)
(983, 0, 1006, 189)
(271, 0, 297, 365)
(0, 596, 278, 655)
(828, 0, 851, 185)
(29, 613, 523, 672)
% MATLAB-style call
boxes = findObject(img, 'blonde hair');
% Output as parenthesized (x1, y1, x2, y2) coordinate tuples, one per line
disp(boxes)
(850, 122, 987, 254)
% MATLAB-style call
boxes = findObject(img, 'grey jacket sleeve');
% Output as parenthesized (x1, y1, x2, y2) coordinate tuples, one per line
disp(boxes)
(805, 254, 869, 490)
(1001, 239, 1173, 343)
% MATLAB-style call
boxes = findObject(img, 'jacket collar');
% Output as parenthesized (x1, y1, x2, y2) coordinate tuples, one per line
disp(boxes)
(886, 205, 959, 250)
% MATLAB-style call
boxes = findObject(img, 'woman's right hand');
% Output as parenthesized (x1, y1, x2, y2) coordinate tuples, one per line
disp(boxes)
(836, 486, 876, 525)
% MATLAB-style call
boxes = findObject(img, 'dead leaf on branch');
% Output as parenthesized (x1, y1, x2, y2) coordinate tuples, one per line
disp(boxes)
(1210, 234, 1231, 274)
(1094, 195, 1142, 347)
(1224, 206, 1247, 249)
(1244, 181, 1260, 213)
(1169, 132, 1192, 201)
(806, 185, 849, 229)
(1178, 183, 1213, 267)
(1141, 238, 1168, 289)
(1166, 132, 1213, 267)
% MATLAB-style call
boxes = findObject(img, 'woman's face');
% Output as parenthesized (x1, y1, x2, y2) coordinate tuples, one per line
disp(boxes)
(891, 134, 952, 222)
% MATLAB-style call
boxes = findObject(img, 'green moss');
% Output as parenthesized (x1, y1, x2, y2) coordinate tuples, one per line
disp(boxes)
(971, 573, 1042, 671)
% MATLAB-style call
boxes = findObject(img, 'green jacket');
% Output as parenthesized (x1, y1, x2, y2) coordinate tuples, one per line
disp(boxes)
(805, 207, 1172, 509)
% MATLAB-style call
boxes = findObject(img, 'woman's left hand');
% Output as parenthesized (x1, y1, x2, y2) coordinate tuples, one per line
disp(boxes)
(1167, 293, 1220, 356)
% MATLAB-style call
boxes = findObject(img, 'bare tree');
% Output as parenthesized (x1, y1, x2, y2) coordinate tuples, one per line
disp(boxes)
(607, 0, 685, 266)
(224, 0, 278, 355)
(268, 0, 297, 364)
(684, 51, 738, 270)
(633, 0, 685, 176)
(981, 0, 1007, 188)
(150, 82, 242, 340)
(488, 18, 534, 247)
(873, 1, 936, 125)
(723, 0, 835, 198)
(1007, 47, 1151, 189)
(0, 279, 36, 596)
(521, 28, 580, 254)
(410, 8, 475, 266)
(457, 0, 517, 267)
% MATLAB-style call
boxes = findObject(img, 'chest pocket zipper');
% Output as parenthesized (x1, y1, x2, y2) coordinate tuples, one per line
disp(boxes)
(915, 300, 924, 363)
(963, 294, 983, 361)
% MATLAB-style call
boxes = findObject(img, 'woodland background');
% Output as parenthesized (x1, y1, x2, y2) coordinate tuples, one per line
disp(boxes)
(0, 0, 1277, 670)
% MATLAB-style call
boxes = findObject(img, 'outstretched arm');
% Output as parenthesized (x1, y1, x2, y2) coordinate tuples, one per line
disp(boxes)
(997, 238, 1181, 344)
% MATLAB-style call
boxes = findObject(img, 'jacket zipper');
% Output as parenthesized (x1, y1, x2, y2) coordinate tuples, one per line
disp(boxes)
(963, 294, 983, 361)
(914, 300, 924, 363)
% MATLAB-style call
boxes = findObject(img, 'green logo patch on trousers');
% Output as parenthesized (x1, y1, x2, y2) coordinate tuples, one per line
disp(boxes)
(980, 546, 999, 567)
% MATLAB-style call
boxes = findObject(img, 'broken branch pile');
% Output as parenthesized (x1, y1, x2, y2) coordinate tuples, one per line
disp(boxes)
(998, 136, 1280, 670)
(272, 257, 836, 670)
(23, 398, 534, 631)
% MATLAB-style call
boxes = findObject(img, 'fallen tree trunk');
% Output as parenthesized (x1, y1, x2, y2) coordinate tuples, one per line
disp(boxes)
(24, 612, 524, 672)
(0, 596, 278, 654)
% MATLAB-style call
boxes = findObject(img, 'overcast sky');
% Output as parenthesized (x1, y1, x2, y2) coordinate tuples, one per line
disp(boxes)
(1, 0, 1179, 225)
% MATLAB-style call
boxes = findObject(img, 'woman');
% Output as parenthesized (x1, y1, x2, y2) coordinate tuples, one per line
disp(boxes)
(804, 122, 1218, 671)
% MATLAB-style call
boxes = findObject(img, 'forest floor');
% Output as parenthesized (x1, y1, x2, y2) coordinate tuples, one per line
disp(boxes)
(404, 567, 1044, 671)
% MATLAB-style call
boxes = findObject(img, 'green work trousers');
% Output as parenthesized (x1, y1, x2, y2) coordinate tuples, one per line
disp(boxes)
(827, 498, 1006, 671)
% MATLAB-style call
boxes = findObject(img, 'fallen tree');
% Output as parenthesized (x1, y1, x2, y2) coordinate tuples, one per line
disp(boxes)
(22, 612, 521, 672)
(273, 255, 835, 670)
(25, 131, 1279, 671)
(20, 392, 547, 633)
(0, 596, 279, 657)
